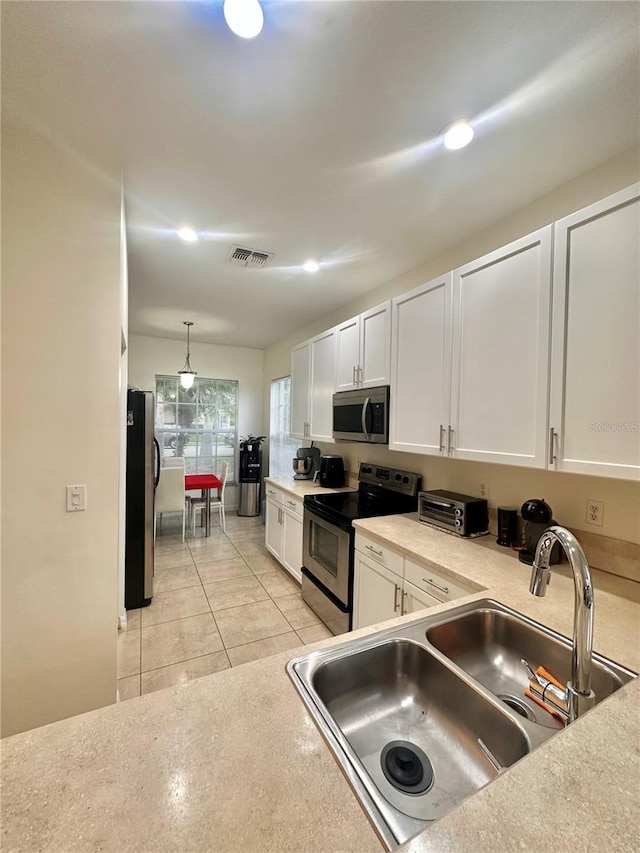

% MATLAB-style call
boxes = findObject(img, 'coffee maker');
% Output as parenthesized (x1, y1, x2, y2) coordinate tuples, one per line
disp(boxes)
(292, 445, 321, 481)
(518, 498, 562, 565)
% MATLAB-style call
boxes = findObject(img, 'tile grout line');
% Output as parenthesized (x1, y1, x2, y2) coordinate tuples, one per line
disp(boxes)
(141, 647, 231, 676)
(145, 518, 315, 679)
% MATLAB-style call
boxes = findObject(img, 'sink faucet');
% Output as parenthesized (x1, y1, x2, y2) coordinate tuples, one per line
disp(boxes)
(529, 525, 596, 723)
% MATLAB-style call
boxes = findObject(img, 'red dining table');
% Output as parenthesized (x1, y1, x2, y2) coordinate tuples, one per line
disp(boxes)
(184, 473, 223, 537)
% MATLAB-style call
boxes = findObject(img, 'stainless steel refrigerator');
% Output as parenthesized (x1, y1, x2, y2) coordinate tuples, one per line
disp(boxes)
(125, 389, 159, 609)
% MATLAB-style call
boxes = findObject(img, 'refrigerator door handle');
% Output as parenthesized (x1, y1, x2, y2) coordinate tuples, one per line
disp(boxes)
(153, 437, 160, 486)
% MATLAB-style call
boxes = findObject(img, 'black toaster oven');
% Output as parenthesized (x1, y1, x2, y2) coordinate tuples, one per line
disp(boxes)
(418, 489, 489, 537)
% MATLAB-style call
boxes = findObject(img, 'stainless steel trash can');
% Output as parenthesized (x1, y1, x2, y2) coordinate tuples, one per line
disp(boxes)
(238, 481, 261, 517)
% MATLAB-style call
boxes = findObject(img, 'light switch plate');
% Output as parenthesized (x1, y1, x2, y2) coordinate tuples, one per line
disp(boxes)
(66, 484, 87, 512)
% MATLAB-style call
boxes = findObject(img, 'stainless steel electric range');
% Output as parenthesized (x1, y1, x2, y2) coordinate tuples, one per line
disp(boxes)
(302, 463, 421, 635)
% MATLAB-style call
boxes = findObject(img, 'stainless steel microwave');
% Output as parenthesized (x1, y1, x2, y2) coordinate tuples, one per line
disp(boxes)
(332, 385, 390, 443)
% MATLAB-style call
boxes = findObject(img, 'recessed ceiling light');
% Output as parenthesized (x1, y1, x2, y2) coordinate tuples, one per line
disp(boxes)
(303, 260, 320, 273)
(223, 0, 264, 39)
(443, 120, 474, 151)
(177, 227, 199, 242)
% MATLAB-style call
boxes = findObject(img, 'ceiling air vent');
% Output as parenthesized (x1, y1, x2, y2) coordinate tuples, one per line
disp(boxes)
(227, 245, 274, 268)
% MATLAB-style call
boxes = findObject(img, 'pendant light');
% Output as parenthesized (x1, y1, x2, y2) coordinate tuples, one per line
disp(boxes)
(178, 321, 197, 389)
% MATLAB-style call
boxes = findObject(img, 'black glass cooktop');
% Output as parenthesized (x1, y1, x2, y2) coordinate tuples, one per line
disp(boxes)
(304, 489, 416, 523)
(304, 464, 421, 526)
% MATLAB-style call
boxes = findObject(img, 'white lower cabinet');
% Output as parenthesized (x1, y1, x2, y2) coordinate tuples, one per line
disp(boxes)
(353, 555, 403, 628)
(265, 496, 283, 556)
(264, 485, 303, 582)
(401, 579, 441, 616)
(281, 506, 303, 582)
(353, 533, 474, 630)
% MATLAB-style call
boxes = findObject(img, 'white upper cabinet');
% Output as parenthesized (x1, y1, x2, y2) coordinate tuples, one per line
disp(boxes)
(390, 274, 452, 455)
(290, 340, 311, 439)
(360, 302, 391, 387)
(549, 184, 640, 480)
(450, 227, 553, 468)
(309, 327, 337, 442)
(291, 329, 337, 441)
(335, 316, 361, 391)
(335, 302, 391, 391)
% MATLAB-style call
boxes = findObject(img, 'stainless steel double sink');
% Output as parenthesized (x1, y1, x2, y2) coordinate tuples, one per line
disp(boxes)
(287, 599, 635, 849)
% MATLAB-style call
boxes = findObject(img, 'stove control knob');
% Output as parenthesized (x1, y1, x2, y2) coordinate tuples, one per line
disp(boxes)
(402, 476, 409, 484)
(395, 473, 402, 481)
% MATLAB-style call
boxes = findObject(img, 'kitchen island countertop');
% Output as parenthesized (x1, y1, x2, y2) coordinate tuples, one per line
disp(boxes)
(2, 515, 639, 853)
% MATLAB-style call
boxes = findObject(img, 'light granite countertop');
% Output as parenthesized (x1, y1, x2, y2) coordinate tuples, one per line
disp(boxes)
(264, 474, 355, 498)
(2, 515, 639, 852)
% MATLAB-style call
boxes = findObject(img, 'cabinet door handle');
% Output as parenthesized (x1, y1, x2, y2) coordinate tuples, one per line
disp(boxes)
(279, 507, 284, 525)
(402, 590, 408, 616)
(423, 577, 449, 595)
(549, 427, 557, 465)
(286, 499, 296, 508)
(393, 584, 400, 612)
(352, 365, 356, 385)
(365, 544, 383, 557)
(448, 425, 454, 453)
(358, 366, 363, 385)
(439, 424, 445, 452)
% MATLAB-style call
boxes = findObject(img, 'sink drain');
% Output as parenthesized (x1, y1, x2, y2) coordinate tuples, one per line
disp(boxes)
(499, 694, 536, 721)
(380, 741, 434, 795)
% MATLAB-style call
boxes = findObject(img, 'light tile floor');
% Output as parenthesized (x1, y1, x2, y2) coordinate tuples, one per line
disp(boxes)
(117, 513, 331, 700)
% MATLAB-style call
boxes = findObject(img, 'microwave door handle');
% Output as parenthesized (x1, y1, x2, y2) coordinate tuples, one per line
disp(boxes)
(361, 397, 371, 441)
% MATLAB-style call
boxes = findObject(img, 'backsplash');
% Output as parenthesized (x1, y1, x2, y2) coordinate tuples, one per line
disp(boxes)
(331, 442, 640, 584)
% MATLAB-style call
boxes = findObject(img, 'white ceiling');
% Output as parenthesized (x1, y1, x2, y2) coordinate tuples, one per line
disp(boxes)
(3, 1, 639, 349)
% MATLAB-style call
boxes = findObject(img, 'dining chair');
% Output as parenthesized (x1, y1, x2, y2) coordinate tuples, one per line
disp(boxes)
(162, 457, 185, 468)
(154, 466, 187, 543)
(189, 461, 229, 535)
(162, 458, 188, 517)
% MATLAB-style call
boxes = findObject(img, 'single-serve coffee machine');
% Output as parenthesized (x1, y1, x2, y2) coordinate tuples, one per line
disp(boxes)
(518, 498, 562, 565)
(292, 445, 321, 481)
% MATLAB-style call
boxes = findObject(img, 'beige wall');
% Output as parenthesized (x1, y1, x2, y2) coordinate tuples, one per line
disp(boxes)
(118, 197, 129, 626)
(128, 334, 265, 508)
(1, 126, 122, 736)
(264, 147, 640, 546)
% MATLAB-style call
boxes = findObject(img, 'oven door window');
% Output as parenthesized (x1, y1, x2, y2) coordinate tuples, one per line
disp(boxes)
(309, 520, 340, 577)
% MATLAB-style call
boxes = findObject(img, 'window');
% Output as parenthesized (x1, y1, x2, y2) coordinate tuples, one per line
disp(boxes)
(156, 375, 238, 479)
(269, 376, 300, 478)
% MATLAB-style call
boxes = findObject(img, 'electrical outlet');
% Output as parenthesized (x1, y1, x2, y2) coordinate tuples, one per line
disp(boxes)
(586, 499, 604, 527)
(479, 481, 489, 499)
